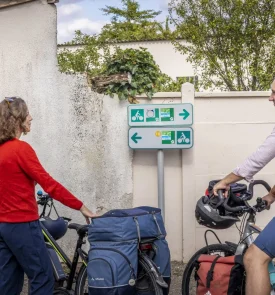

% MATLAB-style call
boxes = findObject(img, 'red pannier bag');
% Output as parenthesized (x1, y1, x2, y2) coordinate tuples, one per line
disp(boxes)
(195, 254, 245, 295)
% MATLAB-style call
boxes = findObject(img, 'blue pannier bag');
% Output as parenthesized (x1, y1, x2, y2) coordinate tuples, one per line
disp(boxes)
(87, 206, 171, 295)
(88, 240, 138, 295)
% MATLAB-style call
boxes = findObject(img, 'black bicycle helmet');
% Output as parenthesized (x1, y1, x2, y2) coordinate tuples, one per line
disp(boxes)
(195, 195, 240, 229)
(195, 180, 247, 230)
(40, 217, 68, 240)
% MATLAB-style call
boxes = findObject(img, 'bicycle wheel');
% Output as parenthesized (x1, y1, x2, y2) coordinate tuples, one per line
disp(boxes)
(75, 264, 88, 295)
(76, 258, 164, 295)
(136, 255, 164, 295)
(182, 243, 236, 295)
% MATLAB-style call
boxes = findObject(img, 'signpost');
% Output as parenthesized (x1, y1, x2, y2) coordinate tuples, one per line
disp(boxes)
(127, 103, 194, 222)
(128, 104, 193, 126)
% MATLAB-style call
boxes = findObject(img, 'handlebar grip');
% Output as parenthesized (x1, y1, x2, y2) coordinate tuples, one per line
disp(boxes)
(218, 190, 225, 202)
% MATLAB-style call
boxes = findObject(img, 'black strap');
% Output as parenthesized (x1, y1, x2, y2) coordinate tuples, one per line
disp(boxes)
(206, 255, 220, 288)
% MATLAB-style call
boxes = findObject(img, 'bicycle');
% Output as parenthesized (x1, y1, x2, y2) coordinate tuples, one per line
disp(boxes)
(33, 191, 88, 295)
(181, 179, 274, 295)
(35, 191, 169, 295)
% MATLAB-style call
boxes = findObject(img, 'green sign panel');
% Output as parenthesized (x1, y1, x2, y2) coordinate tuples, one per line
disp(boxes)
(131, 109, 144, 122)
(129, 127, 193, 149)
(146, 109, 160, 122)
(161, 131, 175, 144)
(160, 108, 174, 122)
(177, 131, 191, 144)
(128, 104, 193, 127)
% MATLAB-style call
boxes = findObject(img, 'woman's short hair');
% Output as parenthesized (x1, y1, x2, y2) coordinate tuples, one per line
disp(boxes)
(0, 97, 29, 144)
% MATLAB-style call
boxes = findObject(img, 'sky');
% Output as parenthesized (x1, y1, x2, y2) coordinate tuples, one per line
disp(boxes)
(56, 0, 170, 43)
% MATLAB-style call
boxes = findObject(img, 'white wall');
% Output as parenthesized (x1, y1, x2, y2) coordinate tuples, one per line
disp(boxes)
(0, 0, 133, 254)
(58, 40, 194, 81)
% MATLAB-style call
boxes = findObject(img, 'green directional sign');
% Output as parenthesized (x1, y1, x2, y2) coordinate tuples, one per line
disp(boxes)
(128, 104, 193, 127)
(129, 127, 193, 149)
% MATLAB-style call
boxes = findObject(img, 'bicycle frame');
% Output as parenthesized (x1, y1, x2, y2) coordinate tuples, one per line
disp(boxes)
(40, 222, 88, 291)
(235, 211, 258, 255)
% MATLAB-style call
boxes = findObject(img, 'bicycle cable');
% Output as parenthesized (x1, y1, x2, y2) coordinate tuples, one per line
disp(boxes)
(239, 212, 248, 240)
(238, 232, 254, 245)
(204, 229, 222, 251)
(235, 223, 242, 236)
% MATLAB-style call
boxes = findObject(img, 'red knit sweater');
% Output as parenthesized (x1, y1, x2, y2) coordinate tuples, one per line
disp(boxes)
(0, 138, 83, 223)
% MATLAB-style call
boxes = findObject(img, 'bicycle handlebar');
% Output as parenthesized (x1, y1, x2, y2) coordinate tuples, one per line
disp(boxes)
(217, 179, 270, 213)
(248, 180, 271, 195)
(37, 190, 51, 203)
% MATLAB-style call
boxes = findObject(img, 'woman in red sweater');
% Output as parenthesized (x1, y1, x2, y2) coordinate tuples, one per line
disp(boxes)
(0, 97, 96, 295)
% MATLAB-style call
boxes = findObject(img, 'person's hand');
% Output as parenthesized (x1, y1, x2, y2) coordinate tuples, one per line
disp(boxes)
(80, 204, 98, 224)
(213, 180, 230, 197)
(262, 192, 275, 209)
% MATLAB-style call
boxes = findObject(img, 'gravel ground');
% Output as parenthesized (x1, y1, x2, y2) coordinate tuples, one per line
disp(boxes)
(21, 261, 185, 295)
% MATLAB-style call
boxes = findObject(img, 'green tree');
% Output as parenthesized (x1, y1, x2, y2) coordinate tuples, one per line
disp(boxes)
(58, 31, 110, 76)
(169, 0, 275, 91)
(157, 74, 199, 92)
(100, 0, 168, 42)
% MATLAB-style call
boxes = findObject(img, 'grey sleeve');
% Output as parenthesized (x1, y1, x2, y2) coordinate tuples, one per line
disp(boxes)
(233, 127, 275, 182)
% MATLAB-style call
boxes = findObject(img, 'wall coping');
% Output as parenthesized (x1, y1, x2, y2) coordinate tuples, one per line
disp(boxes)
(137, 91, 271, 99)
(0, 0, 58, 9)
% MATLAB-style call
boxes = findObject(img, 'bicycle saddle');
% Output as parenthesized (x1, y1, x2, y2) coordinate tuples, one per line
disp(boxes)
(68, 223, 88, 235)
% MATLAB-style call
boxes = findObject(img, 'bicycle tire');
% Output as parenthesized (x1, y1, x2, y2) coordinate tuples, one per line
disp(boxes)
(182, 243, 237, 295)
(76, 257, 164, 295)
(75, 264, 88, 295)
(137, 255, 164, 295)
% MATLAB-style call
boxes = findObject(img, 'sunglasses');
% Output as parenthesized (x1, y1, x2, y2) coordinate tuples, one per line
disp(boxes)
(4, 96, 20, 105)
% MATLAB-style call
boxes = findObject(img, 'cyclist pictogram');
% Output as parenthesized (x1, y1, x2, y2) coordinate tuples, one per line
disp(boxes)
(177, 131, 191, 144)
(131, 109, 144, 122)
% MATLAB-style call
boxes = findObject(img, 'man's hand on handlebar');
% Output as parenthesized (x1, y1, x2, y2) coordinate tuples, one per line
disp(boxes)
(213, 173, 244, 197)
(80, 204, 98, 224)
(213, 180, 230, 197)
(262, 189, 275, 209)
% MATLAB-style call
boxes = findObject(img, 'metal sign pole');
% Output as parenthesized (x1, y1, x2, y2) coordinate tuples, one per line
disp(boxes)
(157, 149, 165, 222)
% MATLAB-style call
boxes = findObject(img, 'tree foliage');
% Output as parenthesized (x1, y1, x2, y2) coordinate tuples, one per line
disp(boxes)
(58, 31, 111, 76)
(169, 0, 275, 91)
(100, 0, 172, 42)
(102, 48, 162, 101)
(158, 74, 199, 92)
